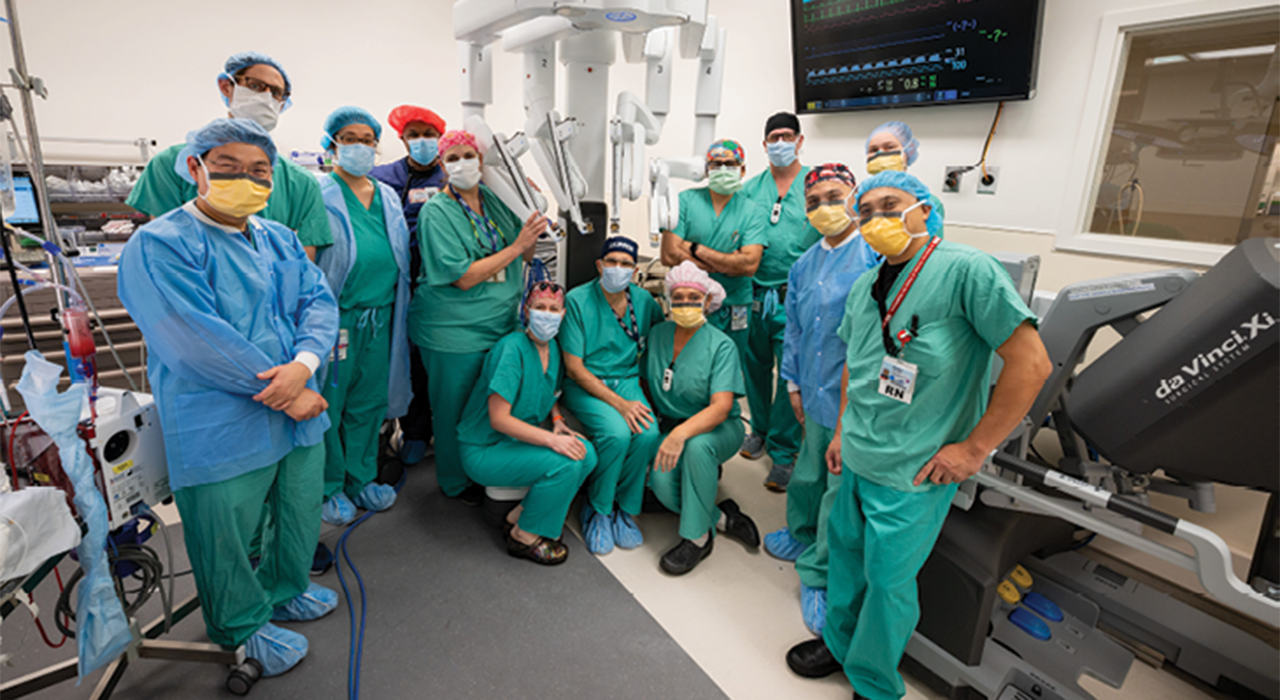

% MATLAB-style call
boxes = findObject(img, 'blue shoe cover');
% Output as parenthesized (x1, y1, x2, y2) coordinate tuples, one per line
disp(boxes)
(244, 623, 309, 677)
(801, 584, 828, 636)
(322, 493, 356, 526)
(582, 503, 615, 555)
(352, 482, 397, 512)
(764, 527, 806, 561)
(272, 582, 338, 622)
(399, 439, 428, 465)
(612, 511, 644, 550)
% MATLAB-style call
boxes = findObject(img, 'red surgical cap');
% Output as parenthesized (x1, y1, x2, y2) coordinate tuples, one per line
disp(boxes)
(387, 105, 446, 138)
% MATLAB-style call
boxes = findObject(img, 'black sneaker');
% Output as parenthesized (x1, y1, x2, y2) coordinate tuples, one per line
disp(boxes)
(659, 538, 714, 576)
(786, 638, 841, 678)
(717, 499, 760, 548)
(456, 483, 485, 507)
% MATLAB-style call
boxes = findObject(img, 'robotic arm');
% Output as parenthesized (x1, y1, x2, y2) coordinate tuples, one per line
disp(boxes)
(607, 15, 726, 246)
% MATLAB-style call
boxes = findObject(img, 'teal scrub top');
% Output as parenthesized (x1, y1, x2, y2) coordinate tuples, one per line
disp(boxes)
(331, 174, 397, 309)
(836, 240, 1035, 493)
(457, 331, 561, 447)
(126, 143, 333, 248)
(560, 281, 664, 381)
(741, 167, 819, 289)
(642, 320, 744, 422)
(672, 187, 769, 307)
(409, 185, 523, 353)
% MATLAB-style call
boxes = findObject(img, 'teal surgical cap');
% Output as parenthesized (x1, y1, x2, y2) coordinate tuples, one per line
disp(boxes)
(173, 118, 278, 185)
(321, 106, 382, 150)
(856, 170, 932, 206)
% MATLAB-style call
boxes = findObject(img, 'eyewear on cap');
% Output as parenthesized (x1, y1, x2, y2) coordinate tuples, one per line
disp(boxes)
(204, 156, 272, 182)
(333, 133, 379, 147)
(530, 281, 563, 294)
(234, 75, 288, 103)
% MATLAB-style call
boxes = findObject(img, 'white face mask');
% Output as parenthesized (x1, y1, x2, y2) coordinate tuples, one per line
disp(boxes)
(229, 85, 281, 132)
(446, 158, 482, 190)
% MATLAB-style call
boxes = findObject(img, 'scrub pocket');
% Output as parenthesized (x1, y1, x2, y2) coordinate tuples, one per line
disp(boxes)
(172, 391, 272, 469)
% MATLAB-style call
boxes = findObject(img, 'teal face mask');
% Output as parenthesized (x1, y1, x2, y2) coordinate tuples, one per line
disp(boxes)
(708, 167, 743, 195)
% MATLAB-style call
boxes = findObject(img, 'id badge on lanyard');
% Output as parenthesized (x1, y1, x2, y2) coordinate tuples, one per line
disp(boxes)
(662, 367, 674, 392)
(876, 237, 940, 403)
(878, 355, 917, 404)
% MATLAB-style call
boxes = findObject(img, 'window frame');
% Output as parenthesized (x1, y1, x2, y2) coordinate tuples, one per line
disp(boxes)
(1057, 0, 1278, 266)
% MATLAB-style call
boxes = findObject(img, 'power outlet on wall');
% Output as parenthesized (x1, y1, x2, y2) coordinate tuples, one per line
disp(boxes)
(943, 166, 965, 194)
(977, 166, 999, 195)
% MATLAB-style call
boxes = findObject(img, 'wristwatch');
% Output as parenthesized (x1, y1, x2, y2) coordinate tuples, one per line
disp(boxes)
(689, 242, 701, 260)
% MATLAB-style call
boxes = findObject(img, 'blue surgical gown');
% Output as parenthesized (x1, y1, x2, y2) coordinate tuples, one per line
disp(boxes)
(118, 205, 339, 490)
(779, 234, 881, 430)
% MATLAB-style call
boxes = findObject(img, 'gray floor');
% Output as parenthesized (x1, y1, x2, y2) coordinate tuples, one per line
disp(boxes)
(2, 461, 729, 700)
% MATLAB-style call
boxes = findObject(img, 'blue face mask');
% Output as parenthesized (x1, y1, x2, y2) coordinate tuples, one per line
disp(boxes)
(762, 140, 793, 167)
(408, 137, 438, 166)
(600, 266, 632, 294)
(527, 309, 562, 342)
(767, 140, 797, 168)
(336, 143, 376, 177)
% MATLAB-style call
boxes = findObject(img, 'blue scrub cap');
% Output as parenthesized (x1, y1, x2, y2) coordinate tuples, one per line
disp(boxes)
(173, 118, 279, 185)
(222, 51, 292, 96)
(866, 121, 919, 166)
(321, 106, 382, 150)
(856, 171, 932, 207)
(601, 236, 638, 262)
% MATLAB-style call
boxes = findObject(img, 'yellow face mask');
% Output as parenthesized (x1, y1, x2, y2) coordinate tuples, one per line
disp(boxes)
(670, 304, 706, 328)
(806, 204, 854, 237)
(200, 164, 272, 219)
(860, 200, 926, 257)
(866, 150, 907, 175)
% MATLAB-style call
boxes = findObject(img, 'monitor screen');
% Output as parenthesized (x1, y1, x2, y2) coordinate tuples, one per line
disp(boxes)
(6, 175, 39, 226)
(791, 0, 1045, 114)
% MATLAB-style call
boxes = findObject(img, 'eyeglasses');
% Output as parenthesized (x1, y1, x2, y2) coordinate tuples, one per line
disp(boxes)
(333, 133, 378, 147)
(234, 75, 288, 103)
(765, 131, 799, 144)
(204, 155, 272, 182)
(708, 161, 740, 170)
(805, 196, 851, 213)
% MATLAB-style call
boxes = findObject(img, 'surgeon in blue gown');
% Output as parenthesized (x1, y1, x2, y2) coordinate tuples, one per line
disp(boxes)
(118, 119, 340, 678)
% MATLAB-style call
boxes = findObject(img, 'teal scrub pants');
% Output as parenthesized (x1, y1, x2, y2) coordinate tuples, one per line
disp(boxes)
(173, 443, 323, 647)
(323, 306, 392, 500)
(649, 418, 744, 541)
(460, 439, 596, 538)
(744, 287, 801, 465)
(823, 472, 958, 700)
(791, 414, 839, 588)
(707, 305, 750, 368)
(422, 347, 488, 497)
(561, 378, 661, 517)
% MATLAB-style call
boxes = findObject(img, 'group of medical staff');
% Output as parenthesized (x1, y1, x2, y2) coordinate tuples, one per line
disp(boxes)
(114, 49, 1054, 700)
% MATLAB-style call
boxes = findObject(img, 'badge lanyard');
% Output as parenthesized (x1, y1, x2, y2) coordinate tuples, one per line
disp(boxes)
(613, 292, 643, 347)
(877, 236, 941, 357)
(449, 184, 504, 254)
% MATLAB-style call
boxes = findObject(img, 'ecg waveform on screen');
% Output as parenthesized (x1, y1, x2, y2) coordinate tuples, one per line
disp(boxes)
(801, 0, 949, 32)
(803, 24, 948, 60)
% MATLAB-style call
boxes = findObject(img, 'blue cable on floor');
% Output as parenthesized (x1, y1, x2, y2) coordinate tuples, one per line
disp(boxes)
(336, 470, 407, 700)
